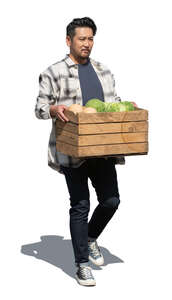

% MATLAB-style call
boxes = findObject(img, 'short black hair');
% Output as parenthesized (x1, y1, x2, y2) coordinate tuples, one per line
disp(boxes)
(66, 17, 97, 40)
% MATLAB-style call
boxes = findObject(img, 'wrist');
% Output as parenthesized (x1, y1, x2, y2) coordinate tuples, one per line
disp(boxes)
(49, 105, 56, 118)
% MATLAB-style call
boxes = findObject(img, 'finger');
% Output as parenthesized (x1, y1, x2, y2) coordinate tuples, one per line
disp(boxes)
(60, 111, 69, 122)
(57, 113, 65, 122)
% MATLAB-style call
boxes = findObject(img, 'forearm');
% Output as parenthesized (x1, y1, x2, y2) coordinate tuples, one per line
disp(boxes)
(35, 99, 52, 120)
(35, 72, 59, 120)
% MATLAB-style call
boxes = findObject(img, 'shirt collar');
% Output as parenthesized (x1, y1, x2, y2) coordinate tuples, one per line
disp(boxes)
(64, 54, 76, 67)
(64, 54, 103, 71)
(64, 54, 91, 66)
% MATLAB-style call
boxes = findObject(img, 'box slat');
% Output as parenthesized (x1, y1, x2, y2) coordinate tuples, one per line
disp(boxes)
(64, 108, 148, 124)
(56, 120, 78, 134)
(56, 141, 148, 157)
(56, 120, 148, 135)
(56, 129, 148, 146)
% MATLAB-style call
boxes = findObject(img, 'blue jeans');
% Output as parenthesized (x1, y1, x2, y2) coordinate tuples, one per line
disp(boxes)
(60, 157, 120, 264)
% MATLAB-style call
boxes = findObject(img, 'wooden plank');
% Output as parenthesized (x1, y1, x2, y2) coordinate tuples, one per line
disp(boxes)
(78, 109, 148, 123)
(56, 129, 148, 146)
(79, 120, 148, 134)
(56, 129, 78, 145)
(56, 120, 148, 135)
(64, 108, 148, 124)
(56, 141, 148, 157)
(56, 141, 78, 157)
(78, 142, 148, 157)
(56, 120, 78, 134)
(81, 152, 148, 159)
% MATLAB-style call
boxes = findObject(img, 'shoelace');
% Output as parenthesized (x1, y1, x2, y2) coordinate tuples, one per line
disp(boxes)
(80, 266, 93, 279)
(88, 241, 101, 257)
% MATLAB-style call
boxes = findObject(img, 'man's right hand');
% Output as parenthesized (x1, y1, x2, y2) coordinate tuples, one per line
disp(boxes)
(49, 105, 69, 122)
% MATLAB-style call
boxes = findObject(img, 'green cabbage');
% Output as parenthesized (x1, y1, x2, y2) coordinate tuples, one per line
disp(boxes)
(85, 99, 105, 112)
(85, 99, 135, 112)
(122, 101, 135, 111)
(104, 102, 120, 112)
(104, 101, 135, 112)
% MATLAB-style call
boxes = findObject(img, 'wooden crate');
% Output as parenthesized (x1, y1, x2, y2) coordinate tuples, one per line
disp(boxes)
(56, 108, 148, 158)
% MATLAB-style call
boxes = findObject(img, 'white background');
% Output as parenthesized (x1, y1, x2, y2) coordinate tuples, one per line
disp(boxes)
(1, 0, 172, 298)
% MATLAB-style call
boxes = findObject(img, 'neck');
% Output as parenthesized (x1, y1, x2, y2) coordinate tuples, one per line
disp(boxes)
(69, 53, 88, 65)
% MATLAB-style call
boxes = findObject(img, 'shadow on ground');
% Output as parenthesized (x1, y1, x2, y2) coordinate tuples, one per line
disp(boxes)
(21, 235, 124, 279)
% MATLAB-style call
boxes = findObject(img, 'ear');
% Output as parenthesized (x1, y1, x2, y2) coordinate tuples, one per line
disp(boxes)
(66, 36, 72, 47)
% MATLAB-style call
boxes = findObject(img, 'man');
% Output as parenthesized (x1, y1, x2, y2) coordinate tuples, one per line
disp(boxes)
(35, 17, 130, 286)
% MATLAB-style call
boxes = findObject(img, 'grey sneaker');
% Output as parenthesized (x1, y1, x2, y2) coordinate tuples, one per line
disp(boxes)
(75, 265, 96, 286)
(88, 240, 104, 266)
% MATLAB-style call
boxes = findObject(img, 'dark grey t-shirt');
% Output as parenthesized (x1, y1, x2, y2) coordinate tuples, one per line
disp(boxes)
(78, 58, 104, 106)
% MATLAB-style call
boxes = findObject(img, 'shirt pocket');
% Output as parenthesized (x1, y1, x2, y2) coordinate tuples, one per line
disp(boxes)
(60, 78, 77, 99)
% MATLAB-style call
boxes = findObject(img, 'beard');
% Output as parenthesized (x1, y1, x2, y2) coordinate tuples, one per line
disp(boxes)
(69, 47, 91, 64)
(79, 50, 90, 60)
(80, 54, 89, 60)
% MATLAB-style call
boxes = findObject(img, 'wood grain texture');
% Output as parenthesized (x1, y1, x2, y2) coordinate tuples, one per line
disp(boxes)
(63, 108, 148, 124)
(56, 107, 149, 158)
(56, 120, 148, 135)
(56, 141, 148, 157)
(56, 130, 148, 146)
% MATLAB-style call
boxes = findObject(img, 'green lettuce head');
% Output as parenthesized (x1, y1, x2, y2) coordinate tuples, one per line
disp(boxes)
(122, 101, 135, 111)
(104, 102, 120, 112)
(85, 99, 105, 112)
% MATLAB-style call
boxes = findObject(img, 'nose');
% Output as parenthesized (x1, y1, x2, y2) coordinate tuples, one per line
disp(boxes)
(83, 40, 89, 47)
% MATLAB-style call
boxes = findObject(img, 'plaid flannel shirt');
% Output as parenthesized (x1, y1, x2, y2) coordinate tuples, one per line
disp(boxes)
(35, 54, 125, 174)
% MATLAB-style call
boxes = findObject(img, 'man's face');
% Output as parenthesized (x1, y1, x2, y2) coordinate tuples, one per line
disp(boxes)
(66, 27, 94, 61)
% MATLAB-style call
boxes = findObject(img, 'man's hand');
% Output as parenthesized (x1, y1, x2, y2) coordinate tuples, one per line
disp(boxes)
(49, 105, 69, 122)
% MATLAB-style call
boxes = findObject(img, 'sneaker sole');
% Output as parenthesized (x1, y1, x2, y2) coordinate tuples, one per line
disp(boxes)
(89, 255, 104, 266)
(75, 275, 96, 286)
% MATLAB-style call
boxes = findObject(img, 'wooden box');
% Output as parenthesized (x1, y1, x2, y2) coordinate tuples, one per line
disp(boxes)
(56, 108, 148, 158)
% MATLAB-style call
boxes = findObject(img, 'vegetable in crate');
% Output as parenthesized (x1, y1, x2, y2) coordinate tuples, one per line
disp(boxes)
(104, 102, 120, 112)
(67, 103, 97, 114)
(67, 100, 135, 115)
(67, 103, 83, 114)
(85, 98, 105, 112)
(122, 101, 135, 111)
(104, 101, 135, 112)
(85, 98, 135, 112)
(82, 107, 97, 113)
